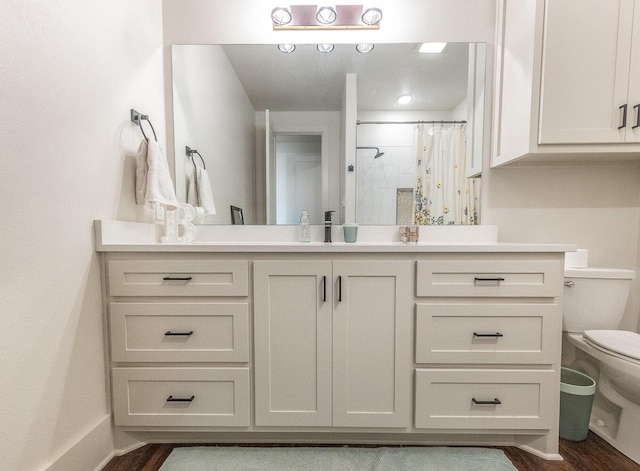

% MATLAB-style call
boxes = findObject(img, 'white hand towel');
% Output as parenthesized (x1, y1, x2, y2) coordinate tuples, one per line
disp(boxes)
(187, 165, 216, 215)
(137, 138, 179, 209)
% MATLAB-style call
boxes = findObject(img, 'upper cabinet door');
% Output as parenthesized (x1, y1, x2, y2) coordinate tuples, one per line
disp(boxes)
(627, 8, 640, 141)
(538, 0, 635, 144)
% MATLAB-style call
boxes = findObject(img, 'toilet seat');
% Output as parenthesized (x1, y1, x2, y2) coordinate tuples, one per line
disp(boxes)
(584, 330, 640, 364)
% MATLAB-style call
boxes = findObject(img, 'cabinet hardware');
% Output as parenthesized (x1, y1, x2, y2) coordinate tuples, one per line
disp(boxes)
(338, 275, 342, 302)
(633, 104, 640, 129)
(162, 276, 193, 281)
(472, 398, 502, 405)
(473, 332, 504, 338)
(166, 395, 195, 402)
(322, 275, 327, 302)
(564, 280, 575, 288)
(164, 331, 194, 336)
(473, 277, 505, 283)
(619, 104, 628, 129)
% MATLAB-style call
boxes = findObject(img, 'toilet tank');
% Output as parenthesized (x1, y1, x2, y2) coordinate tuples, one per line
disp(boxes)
(563, 267, 635, 333)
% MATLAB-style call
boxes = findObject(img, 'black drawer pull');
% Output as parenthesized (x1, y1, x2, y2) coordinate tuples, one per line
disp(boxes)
(473, 332, 504, 338)
(338, 275, 343, 302)
(619, 104, 628, 129)
(633, 104, 640, 129)
(322, 276, 327, 302)
(163, 276, 193, 281)
(474, 277, 505, 283)
(472, 398, 502, 405)
(165, 331, 194, 336)
(167, 395, 195, 402)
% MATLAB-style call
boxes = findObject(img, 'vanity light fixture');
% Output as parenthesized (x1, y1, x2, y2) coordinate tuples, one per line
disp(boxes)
(418, 42, 447, 53)
(272, 5, 382, 30)
(277, 43, 296, 53)
(316, 5, 337, 25)
(396, 94, 413, 105)
(317, 43, 335, 53)
(356, 43, 375, 53)
(271, 6, 293, 26)
(361, 7, 383, 25)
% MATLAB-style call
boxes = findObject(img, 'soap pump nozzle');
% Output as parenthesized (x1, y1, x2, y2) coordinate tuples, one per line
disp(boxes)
(324, 210, 334, 243)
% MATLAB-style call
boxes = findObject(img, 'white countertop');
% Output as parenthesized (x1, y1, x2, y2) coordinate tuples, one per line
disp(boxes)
(94, 220, 576, 253)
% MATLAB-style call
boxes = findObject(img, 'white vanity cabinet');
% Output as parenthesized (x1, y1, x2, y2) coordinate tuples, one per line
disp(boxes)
(253, 259, 412, 428)
(413, 255, 563, 433)
(492, 0, 640, 166)
(105, 256, 251, 427)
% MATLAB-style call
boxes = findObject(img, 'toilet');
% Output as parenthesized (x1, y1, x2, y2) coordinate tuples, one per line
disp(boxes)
(563, 265, 640, 464)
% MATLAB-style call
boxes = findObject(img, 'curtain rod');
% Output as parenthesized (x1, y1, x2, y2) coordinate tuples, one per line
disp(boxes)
(356, 120, 467, 125)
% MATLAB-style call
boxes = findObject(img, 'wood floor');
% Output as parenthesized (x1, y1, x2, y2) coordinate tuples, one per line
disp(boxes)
(101, 432, 640, 471)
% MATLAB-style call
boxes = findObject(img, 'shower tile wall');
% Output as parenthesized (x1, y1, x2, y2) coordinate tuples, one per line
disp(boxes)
(356, 146, 415, 224)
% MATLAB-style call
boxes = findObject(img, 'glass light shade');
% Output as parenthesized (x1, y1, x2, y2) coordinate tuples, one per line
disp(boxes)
(277, 44, 296, 53)
(356, 43, 375, 54)
(316, 43, 335, 53)
(396, 94, 413, 105)
(361, 7, 383, 25)
(271, 7, 292, 26)
(316, 5, 337, 24)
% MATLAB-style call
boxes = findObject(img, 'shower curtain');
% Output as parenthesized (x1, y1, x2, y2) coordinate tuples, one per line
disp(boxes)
(413, 124, 480, 225)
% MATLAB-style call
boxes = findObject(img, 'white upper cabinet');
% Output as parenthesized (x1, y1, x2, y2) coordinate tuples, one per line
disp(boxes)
(492, 0, 640, 166)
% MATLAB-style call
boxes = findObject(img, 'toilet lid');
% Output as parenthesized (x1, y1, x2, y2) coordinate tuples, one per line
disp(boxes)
(584, 330, 640, 361)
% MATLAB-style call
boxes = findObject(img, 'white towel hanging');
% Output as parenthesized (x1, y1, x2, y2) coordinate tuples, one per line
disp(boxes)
(135, 138, 179, 209)
(187, 165, 216, 215)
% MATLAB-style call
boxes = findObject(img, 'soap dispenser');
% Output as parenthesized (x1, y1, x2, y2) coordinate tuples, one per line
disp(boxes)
(299, 210, 311, 242)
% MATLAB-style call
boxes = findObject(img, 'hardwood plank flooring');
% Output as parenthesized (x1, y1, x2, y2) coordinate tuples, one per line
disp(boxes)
(101, 432, 640, 471)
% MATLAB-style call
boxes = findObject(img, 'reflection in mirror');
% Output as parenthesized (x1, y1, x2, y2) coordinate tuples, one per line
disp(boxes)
(171, 43, 485, 225)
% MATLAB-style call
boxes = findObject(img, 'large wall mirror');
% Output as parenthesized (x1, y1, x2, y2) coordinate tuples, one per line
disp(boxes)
(171, 43, 485, 225)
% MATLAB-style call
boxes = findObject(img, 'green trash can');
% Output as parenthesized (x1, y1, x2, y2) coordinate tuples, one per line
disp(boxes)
(559, 367, 596, 441)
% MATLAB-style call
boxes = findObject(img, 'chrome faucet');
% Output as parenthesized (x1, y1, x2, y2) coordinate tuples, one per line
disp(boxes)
(324, 210, 334, 243)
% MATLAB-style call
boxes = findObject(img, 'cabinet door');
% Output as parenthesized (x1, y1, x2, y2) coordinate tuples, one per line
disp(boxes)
(254, 260, 332, 426)
(539, 0, 634, 144)
(332, 261, 411, 428)
(627, 8, 640, 141)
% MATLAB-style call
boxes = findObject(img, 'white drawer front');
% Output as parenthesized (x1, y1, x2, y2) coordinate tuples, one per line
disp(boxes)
(108, 260, 248, 297)
(416, 260, 562, 297)
(110, 303, 249, 362)
(415, 369, 557, 430)
(112, 367, 250, 427)
(415, 303, 561, 364)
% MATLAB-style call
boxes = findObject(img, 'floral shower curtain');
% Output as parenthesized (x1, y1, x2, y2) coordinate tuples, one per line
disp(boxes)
(413, 124, 480, 225)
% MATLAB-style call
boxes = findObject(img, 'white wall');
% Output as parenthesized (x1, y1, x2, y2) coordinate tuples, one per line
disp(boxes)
(0, 0, 165, 469)
(172, 45, 256, 224)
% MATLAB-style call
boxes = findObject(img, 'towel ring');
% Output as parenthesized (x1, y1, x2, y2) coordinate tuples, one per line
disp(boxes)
(185, 146, 206, 169)
(130, 109, 158, 142)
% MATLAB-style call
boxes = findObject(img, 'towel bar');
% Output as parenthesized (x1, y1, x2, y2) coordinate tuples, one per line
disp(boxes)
(130, 108, 157, 141)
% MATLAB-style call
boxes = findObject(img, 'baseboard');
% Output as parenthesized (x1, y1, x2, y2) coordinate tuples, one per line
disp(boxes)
(41, 415, 114, 471)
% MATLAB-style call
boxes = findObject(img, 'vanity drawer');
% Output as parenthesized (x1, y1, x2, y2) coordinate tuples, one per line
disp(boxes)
(112, 367, 250, 427)
(415, 303, 561, 364)
(108, 260, 248, 297)
(416, 260, 562, 297)
(110, 303, 249, 362)
(414, 369, 557, 429)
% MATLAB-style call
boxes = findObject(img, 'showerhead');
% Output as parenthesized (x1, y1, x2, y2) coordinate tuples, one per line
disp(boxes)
(357, 146, 384, 159)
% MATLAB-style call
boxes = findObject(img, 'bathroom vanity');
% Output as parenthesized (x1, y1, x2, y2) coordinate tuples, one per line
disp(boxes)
(95, 221, 573, 459)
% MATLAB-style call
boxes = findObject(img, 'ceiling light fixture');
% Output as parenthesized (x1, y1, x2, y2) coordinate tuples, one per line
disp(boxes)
(317, 43, 335, 53)
(356, 43, 375, 53)
(277, 44, 296, 53)
(316, 5, 337, 25)
(418, 42, 447, 53)
(396, 94, 413, 105)
(271, 6, 293, 26)
(361, 7, 383, 25)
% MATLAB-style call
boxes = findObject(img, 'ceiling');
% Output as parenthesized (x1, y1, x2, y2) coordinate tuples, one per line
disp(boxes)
(221, 43, 470, 112)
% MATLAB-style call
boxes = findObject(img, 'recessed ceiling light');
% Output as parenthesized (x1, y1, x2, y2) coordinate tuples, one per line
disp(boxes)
(356, 43, 375, 54)
(418, 42, 447, 53)
(271, 7, 292, 26)
(397, 95, 413, 105)
(277, 44, 296, 53)
(361, 7, 383, 25)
